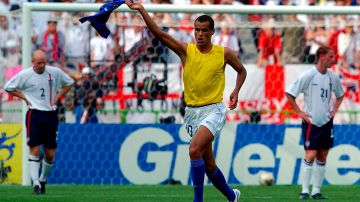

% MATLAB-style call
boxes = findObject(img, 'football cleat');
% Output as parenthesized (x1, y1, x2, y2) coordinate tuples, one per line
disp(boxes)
(299, 193, 309, 200)
(33, 185, 41, 195)
(40, 181, 46, 194)
(229, 189, 241, 202)
(312, 193, 328, 200)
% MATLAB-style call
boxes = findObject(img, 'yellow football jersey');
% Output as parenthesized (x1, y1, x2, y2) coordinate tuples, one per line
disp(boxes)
(183, 43, 225, 106)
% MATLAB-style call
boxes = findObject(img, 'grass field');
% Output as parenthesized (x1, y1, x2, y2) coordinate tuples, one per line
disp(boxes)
(0, 184, 359, 202)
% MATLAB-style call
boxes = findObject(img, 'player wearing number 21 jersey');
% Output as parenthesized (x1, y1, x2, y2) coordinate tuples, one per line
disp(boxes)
(286, 46, 344, 200)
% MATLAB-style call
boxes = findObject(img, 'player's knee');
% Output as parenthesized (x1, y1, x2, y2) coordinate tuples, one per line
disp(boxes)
(44, 153, 55, 162)
(305, 153, 317, 162)
(189, 146, 202, 159)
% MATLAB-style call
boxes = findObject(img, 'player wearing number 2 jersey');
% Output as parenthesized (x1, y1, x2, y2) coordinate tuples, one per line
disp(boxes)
(4, 49, 74, 195)
(286, 46, 344, 200)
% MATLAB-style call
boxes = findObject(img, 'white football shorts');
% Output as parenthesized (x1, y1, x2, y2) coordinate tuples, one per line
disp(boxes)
(184, 102, 227, 140)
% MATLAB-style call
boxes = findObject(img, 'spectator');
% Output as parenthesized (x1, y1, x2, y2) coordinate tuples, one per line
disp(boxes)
(0, 14, 18, 58)
(178, 13, 195, 35)
(90, 31, 114, 69)
(63, 12, 90, 70)
(167, 26, 193, 64)
(256, 18, 282, 67)
(37, 17, 65, 66)
(213, 21, 240, 57)
(353, 30, 360, 69)
(153, 12, 173, 27)
(32, 0, 51, 43)
(304, 22, 329, 64)
(282, 14, 305, 64)
(244, 0, 265, 52)
(74, 67, 104, 124)
(218, 0, 244, 22)
(2, 39, 20, 69)
(116, 14, 146, 53)
(337, 22, 356, 68)
(0, 0, 10, 11)
(160, 11, 193, 63)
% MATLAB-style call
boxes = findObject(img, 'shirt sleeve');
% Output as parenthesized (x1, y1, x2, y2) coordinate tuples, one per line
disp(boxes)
(274, 35, 282, 50)
(285, 75, 306, 98)
(58, 69, 74, 87)
(4, 71, 25, 92)
(258, 32, 266, 50)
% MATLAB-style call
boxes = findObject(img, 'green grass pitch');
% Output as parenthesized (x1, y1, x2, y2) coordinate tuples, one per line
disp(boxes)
(0, 185, 359, 201)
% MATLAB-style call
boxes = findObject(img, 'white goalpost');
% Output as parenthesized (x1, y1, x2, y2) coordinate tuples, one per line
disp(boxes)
(21, 2, 360, 185)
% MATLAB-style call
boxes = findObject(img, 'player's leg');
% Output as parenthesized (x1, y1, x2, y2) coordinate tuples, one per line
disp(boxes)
(189, 125, 213, 202)
(26, 109, 42, 194)
(29, 145, 41, 194)
(311, 119, 333, 199)
(39, 148, 56, 194)
(39, 110, 59, 194)
(299, 150, 316, 199)
(299, 121, 317, 199)
(204, 144, 236, 201)
(311, 149, 329, 199)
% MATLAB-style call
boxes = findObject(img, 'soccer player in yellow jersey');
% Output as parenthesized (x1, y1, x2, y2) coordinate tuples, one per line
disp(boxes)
(126, 1, 247, 202)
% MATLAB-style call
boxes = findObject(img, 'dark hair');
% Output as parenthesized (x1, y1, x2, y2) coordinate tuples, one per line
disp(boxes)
(316, 46, 333, 63)
(195, 15, 215, 30)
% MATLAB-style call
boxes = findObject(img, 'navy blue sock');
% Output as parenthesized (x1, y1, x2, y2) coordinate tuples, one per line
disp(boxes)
(191, 159, 205, 202)
(206, 166, 235, 201)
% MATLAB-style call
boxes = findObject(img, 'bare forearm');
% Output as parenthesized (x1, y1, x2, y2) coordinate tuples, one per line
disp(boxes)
(275, 51, 281, 64)
(54, 86, 72, 104)
(333, 96, 344, 114)
(286, 93, 301, 113)
(234, 67, 247, 93)
(6, 89, 26, 101)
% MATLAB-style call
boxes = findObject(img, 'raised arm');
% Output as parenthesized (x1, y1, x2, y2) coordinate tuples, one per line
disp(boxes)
(125, 0, 187, 62)
(224, 48, 247, 110)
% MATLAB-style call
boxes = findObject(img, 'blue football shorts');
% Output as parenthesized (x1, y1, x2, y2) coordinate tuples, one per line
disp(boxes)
(302, 118, 334, 150)
(26, 109, 59, 148)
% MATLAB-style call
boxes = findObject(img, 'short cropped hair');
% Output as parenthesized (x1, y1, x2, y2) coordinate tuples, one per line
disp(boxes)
(316, 46, 333, 63)
(195, 15, 215, 30)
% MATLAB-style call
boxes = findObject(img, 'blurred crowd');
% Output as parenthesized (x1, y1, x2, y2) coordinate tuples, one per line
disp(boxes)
(1, 0, 360, 123)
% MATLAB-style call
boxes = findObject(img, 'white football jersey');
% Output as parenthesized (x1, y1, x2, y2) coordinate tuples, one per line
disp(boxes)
(286, 67, 344, 127)
(4, 65, 74, 111)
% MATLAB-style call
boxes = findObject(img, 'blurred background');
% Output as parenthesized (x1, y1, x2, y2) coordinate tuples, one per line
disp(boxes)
(0, 0, 359, 187)
(1, 0, 360, 124)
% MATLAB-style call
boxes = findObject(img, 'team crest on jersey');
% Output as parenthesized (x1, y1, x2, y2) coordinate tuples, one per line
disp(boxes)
(305, 140, 310, 147)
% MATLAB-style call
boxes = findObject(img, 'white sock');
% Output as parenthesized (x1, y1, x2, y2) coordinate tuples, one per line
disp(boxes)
(300, 159, 313, 194)
(39, 159, 54, 182)
(29, 155, 40, 186)
(311, 160, 326, 195)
